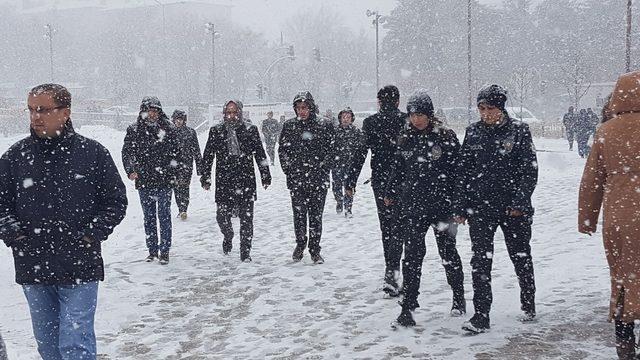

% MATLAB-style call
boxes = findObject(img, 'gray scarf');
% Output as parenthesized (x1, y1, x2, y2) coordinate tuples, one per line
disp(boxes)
(225, 120, 242, 156)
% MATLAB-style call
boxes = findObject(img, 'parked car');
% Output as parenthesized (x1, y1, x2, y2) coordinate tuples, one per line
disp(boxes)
(440, 107, 479, 127)
(103, 105, 138, 116)
(505, 106, 541, 123)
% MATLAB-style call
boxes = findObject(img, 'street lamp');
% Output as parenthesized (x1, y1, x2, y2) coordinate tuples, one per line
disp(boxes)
(366, 10, 385, 91)
(205, 22, 220, 105)
(43, 24, 55, 81)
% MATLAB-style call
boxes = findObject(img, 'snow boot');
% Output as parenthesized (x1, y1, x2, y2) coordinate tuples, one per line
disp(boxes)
(336, 202, 343, 214)
(311, 253, 324, 264)
(396, 308, 416, 327)
(145, 251, 157, 262)
(462, 313, 490, 334)
(159, 252, 169, 265)
(292, 243, 306, 262)
(451, 293, 466, 317)
(383, 268, 401, 297)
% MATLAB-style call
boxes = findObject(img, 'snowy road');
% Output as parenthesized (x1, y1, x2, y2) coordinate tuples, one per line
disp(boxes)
(0, 127, 613, 359)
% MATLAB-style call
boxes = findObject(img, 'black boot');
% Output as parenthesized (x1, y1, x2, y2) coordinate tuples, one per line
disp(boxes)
(451, 292, 466, 317)
(383, 268, 401, 297)
(292, 242, 306, 262)
(336, 202, 343, 214)
(396, 308, 416, 327)
(462, 313, 490, 334)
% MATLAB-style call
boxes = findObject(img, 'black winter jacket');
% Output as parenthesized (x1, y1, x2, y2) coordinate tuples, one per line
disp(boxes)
(386, 122, 460, 227)
(454, 117, 538, 219)
(201, 122, 271, 204)
(122, 115, 180, 190)
(0, 125, 127, 285)
(347, 106, 407, 189)
(175, 125, 202, 182)
(278, 115, 336, 191)
(333, 124, 365, 170)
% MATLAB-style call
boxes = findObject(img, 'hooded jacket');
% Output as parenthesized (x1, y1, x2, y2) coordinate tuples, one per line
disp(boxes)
(122, 110, 180, 190)
(578, 70, 640, 322)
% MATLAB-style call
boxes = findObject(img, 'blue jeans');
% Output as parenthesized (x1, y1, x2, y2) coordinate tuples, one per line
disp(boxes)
(331, 167, 353, 209)
(22, 282, 99, 360)
(139, 188, 172, 254)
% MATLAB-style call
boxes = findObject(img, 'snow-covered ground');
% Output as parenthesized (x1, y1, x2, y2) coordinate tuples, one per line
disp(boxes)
(0, 126, 613, 359)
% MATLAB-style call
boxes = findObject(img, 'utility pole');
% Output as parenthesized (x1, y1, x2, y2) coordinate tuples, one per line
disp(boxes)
(44, 24, 55, 81)
(626, 0, 633, 72)
(467, 0, 473, 124)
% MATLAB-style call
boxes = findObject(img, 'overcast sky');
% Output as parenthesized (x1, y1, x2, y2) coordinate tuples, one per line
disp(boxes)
(228, 0, 511, 41)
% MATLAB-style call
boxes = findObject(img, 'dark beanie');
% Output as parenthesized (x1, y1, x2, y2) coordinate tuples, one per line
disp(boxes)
(172, 109, 187, 121)
(140, 96, 162, 112)
(377, 85, 400, 105)
(477, 85, 507, 109)
(406, 89, 434, 117)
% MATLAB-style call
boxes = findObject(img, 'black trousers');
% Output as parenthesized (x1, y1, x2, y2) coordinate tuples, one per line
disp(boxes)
(402, 220, 464, 310)
(216, 201, 254, 258)
(173, 183, 190, 213)
(469, 214, 536, 318)
(372, 184, 403, 271)
(265, 137, 277, 164)
(290, 187, 327, 256)
(576, 134, 591, 157)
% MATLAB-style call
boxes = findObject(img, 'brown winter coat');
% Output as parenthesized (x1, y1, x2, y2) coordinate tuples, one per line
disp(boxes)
(578, 70, 640, 322)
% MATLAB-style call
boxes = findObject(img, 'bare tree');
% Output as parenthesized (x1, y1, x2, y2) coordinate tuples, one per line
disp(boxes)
(508, 65, 537, 116)
(558, 51, 592, 108)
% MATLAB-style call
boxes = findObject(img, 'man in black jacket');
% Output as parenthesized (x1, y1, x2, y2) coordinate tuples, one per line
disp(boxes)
(0, 83, 127, 359)
(122, 96, 179, 265)
(454, 85, 538, 334)
(346, 85, 407, 296)
(261, 111, 280, 165)
(562, 106, 577, 150)
(279, 91, 335, 264)
(332, 108, 364, 217)
(385, 90, 466, 327)
(172, 109, 202, 220)
(201, 100, 271, 262)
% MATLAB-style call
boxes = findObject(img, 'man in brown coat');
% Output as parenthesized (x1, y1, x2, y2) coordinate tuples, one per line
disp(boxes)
(579, 70, 640, 360)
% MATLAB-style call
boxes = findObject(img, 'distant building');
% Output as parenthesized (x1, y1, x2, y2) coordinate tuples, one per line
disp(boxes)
(18, 0, 232, 18)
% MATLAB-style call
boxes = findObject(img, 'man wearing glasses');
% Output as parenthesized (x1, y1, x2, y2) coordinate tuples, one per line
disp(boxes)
(0, 83, 127, 359)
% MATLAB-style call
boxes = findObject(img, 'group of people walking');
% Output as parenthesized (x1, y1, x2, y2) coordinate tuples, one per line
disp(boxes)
(1, 69, 639, 358)
(562, 106, 599, 157)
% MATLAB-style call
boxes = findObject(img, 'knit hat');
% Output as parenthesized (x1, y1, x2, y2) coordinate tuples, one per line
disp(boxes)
(406, 89, 435, 117)
(477, 85, 508, 110)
